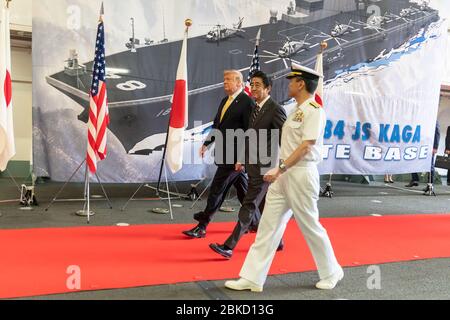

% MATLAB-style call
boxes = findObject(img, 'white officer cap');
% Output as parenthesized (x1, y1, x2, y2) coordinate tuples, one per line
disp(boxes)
(286, 63, 323, 80)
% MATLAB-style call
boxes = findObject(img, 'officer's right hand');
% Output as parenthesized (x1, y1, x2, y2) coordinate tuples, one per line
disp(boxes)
(446, 150, 450, 155)
(235, 163, 245, 172)
(264, 168, 281, 183)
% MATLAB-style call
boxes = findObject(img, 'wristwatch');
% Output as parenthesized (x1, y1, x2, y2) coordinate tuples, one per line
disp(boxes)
(279, 160, 287, 173)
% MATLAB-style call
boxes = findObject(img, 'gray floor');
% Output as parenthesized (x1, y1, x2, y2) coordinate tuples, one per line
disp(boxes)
(1, 178, 450, 300)
(15, 259, 450, 300)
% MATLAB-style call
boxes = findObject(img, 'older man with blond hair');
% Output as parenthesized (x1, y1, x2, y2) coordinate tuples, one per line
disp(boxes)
(182, 70, 255, 239)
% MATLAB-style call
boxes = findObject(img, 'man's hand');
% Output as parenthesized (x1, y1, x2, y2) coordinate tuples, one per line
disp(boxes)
(445, 150, 450, 155)
(433, 148, 438, 155)
(235, 162, 245, 172)
(264, 167, 281, 183)
(199, 145, 208, 158)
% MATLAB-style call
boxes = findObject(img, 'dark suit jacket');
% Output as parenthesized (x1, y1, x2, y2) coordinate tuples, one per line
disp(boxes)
(204, 91, 255, 167)
(243, 97, 287, 177)
(434, 121, 440, 150)
(446, 126, 450, 151)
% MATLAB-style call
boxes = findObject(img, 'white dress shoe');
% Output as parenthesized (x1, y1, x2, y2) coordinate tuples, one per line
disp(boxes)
(315, 267, 344, 290)
(224, 278, 263, 292)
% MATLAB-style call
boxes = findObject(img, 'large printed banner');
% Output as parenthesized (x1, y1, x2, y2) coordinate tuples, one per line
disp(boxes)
(319, 18, 447, 174)
(32, 0, 446, 182)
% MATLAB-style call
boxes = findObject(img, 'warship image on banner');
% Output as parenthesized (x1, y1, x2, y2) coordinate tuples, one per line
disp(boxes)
(45, 0, 439, 155)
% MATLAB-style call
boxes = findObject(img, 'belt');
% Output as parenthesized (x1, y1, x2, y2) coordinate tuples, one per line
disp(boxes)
(291, 161, 317, 168)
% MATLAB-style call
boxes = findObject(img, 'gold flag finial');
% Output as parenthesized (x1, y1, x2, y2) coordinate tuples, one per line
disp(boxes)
(185, 18, 193, 33)
(320, 41, 328, 54)
(6, 0, 12, 9)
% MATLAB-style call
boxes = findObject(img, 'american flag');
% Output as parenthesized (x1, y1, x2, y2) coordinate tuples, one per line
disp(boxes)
(86, 15, 109, 173)
(244, 28, 261, 96)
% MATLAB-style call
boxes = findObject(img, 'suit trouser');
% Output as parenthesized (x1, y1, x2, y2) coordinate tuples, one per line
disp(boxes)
(429, 155, 436, 184)
(196, 166, 248, 227)
(224, 172, 269, 250)
(412, 155, 437, 184)
(239, 164, 341, 286)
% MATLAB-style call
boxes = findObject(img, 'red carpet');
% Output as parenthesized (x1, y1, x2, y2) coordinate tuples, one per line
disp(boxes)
(1, 214, 450, 298)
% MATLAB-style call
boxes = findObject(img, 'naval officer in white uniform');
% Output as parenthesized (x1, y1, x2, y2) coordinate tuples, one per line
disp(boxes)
(224, 64, 343, 292)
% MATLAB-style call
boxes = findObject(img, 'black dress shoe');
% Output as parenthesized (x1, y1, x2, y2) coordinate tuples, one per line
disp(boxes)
(405, 181, 419, 187)
(182, 226, 206, 239)
(277, 239, 284, 252)
(209, 243, 232, 259)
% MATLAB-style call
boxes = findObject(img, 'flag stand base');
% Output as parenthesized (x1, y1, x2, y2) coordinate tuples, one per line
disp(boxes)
(0, 169, 38, 211)
(122, 158, 204, 220)
(45, 159, 112, 212)
(188, 178, 211, 210)
(121, 161, 175, 220)
(151, 208, 170, 215)
(76, 210, 96, 216)
(424, 168, 436, 197)
(218, 189, 239, 212)
(219, 206, 236, 212)
(189, 178, 240, 212)
(320, 183, 334, 198)
(320, 174, 334, 199)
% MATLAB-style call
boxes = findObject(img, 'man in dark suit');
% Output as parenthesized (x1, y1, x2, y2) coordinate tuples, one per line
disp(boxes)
(423, 121, 441, 192)
(406, 121, 440, 188)
(445, 125, 450, 185)
(182, 70, 255, 238)
(209, 71, 287, 259)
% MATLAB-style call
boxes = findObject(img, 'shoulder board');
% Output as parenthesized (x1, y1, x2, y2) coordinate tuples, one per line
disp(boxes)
(309, 101, 321, 109)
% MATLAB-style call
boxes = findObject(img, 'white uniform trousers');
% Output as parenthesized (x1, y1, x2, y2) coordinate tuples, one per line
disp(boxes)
(239, 164, 341, 286)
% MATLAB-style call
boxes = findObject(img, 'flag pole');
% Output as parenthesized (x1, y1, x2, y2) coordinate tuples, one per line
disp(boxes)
(85, 3, 104, 224)
(163, 164, 174, 220)
(122, 19, 192, 212)
(85, 164, 91, 224)
(156, 121, 171, 196)
(156, 19, 191, 195)
(86, 3, 103, 222)
(318, 40, 334, 198)
(89, 2, 105, 220)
